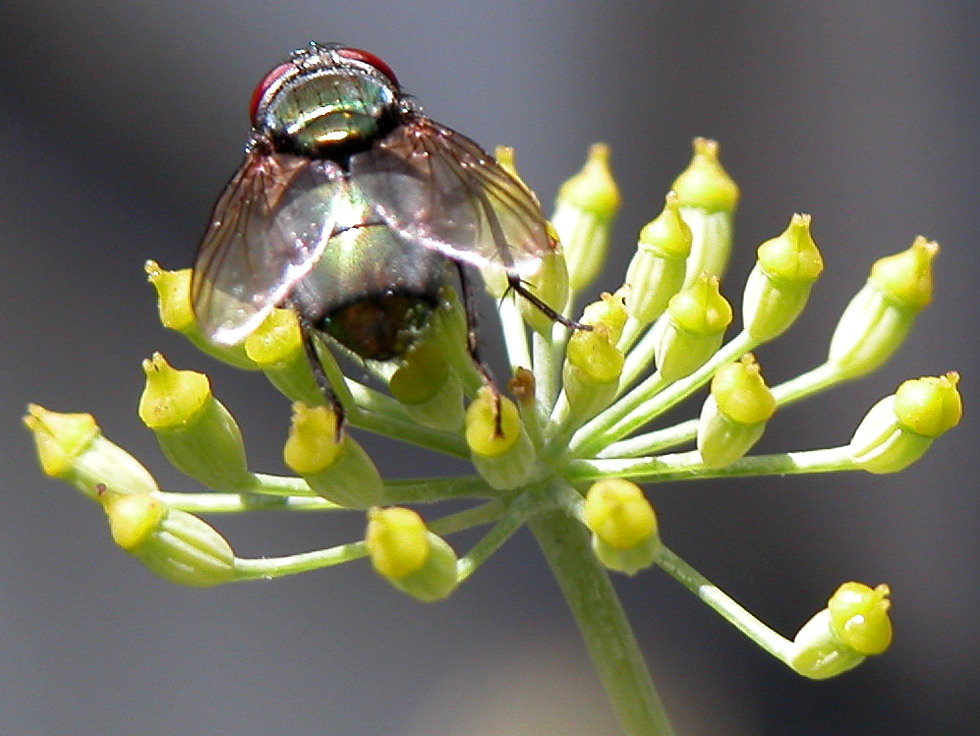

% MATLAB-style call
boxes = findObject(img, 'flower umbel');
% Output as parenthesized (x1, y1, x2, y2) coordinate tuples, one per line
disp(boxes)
(27, 138, 960, 736)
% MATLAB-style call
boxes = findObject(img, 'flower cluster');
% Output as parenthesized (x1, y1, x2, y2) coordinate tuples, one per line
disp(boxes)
(26, 138, 961, 732)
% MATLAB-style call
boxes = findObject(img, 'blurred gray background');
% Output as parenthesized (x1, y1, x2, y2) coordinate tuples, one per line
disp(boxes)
(2, 2, 978, 734)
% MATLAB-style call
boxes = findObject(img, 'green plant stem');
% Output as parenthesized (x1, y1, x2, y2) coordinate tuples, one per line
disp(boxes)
(528, 506, 675, 736)
(566, 446, 855, 483)
(234, 540, 367, 580)
(656, 544, 792, 662)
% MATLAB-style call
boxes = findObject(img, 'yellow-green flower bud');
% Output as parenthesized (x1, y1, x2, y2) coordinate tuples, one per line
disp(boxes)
(465, 388, 535, 490)
(428, 288, 485, 393)
(552, 143, 620, 292)
(671, 138, 738, 285)
(697, 355, 775, 468)
(388, 343, 464, 431)
(244, 307, 325, 406)
(653, 274, 733, 382)
(893, 372, 962, 437)
(850, 373, 962, 473)
(145, 260, 257, 370)
(742, 214, 824, 341)
(283, 403, 384, 508)
(518, 249, 572, 335)
(24, 404, 158, 500)
(827, 238, 938, 380)
(562, 325, 624, 422)
(849, 373, 961, 474)
(827, 582, 893, 656)
(101, 491, 236, 587)
(789, 609, 867, 680)
(624, 192, 692, 324)
(584, 479, 660, 575)
(366, 507, 458, 602)
(789, 582, 892, 679)
(580, 292, 629, 343)
(138, 353, 252, 492)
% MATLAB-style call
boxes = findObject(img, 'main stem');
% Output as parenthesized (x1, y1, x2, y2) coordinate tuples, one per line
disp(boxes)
(528, 509, 675, 736)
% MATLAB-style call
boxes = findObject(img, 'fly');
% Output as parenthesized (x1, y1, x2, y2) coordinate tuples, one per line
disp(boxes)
(191, 42, 580, 428)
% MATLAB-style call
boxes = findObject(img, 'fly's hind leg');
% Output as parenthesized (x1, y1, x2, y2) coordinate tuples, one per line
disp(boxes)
(295, 308, 346, 440)
(455, 262, 504, 435)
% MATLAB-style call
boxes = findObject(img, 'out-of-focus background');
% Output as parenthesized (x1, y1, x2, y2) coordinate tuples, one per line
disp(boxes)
(2, 2, 978, 734)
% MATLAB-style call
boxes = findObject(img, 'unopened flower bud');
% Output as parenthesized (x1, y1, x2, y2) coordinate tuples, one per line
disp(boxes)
(653, 274, 733, 382)
(518, 249, 572, 335)
(624, 192, 692, 324)
(671, 138, 738, 285)
(101, 490, 236, 587)
(563, 324, 624, 422)
(389, 343, 465, 431)
(245, 307, 325, 406)
(697, 355, 775, 467)
(742, 214, 823, 341)
(580, 292, 629, 343)
(145, 260, 256, 370)
(827, 238, 938, 380)
(789, 582, 892, 679)
(552, 143, 620, 292)
(24, 404, 158, 500)
(827, 582, 893, 656)
(849, 373, 962, 473)
(429, 288, 484, 391)
(366, 507, 458, 602)
(138, 353, 252, 492)
(584, 479, 660, 575)
(283, 403, 384, 508)
(892, 371, 963, 437)
(465, 388, 535, 490)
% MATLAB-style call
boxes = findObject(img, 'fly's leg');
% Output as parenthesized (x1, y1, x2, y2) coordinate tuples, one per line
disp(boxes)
(456, 262, 503, 436)
(505, 273, 592, 332)
(296, 309, 346, 440)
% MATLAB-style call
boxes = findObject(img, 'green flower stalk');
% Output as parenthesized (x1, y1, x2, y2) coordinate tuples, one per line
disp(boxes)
(27, 137, 963, 736)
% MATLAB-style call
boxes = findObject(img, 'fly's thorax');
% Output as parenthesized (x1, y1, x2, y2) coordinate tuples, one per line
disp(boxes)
(257, 66, 399, 159)
(289, 224, 450, 361)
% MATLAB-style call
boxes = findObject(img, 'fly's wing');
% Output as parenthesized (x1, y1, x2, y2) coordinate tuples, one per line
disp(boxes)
(348, 116, 556, 280)
(191, 151, 347, 344)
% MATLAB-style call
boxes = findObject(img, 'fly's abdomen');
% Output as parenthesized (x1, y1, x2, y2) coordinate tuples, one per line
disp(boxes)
(289, 224, 448, 361)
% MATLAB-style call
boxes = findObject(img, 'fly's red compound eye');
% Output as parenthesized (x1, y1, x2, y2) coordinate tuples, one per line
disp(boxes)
(249, 62, 295, 124)
(335, 47, 399, 88)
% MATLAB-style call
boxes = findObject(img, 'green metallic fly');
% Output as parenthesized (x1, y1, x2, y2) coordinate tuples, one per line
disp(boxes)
(192, 42, 578, 423)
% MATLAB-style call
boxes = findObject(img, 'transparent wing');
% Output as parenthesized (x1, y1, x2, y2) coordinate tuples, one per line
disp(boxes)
(349, 116, 556, 279)
(191, 151, 346, 344)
